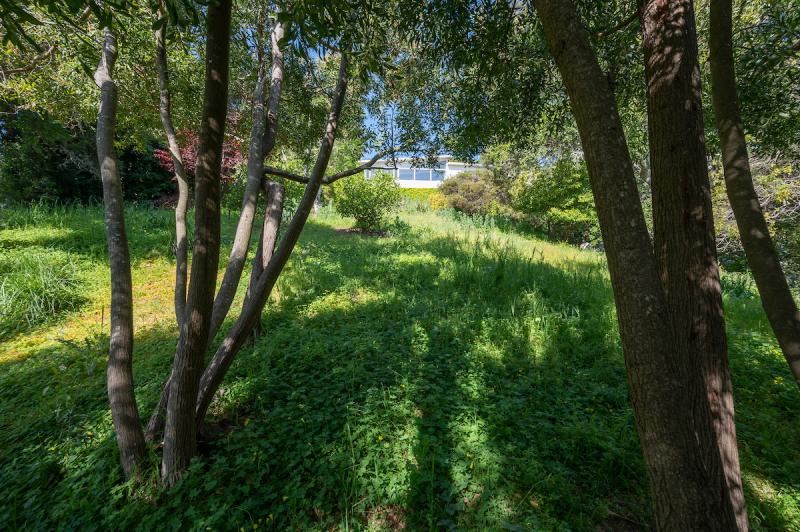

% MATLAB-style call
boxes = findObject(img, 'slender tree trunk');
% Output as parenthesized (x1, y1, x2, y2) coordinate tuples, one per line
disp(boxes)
(162, 0, 232, 486)
(94, 27, 146, 479)
(532, 1, 738, 528)
(207, 18, 286, 342)
(709, 0, 800, 386)
(195, 55, 350, 426)
(145, 7, 190, 445)
(641, 1, 746, 527)
(154, 5, 190, 331)
(244, 181, 285, 337)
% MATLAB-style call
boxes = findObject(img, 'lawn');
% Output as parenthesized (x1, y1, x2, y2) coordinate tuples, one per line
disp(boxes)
(0, 204, 797, 530)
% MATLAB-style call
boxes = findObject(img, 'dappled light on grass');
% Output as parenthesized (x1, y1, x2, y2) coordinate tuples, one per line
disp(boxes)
(0, 206, 798, 529)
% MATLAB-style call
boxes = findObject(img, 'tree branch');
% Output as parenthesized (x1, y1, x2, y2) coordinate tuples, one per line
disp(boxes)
(595, 3, 641, 38)
(263, 147, 401, 186)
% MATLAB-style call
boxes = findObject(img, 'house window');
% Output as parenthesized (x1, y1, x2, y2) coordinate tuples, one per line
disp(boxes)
(414, 169, 431, 180)
(432, 169, 445, 181)
(398, 168, 414, 180)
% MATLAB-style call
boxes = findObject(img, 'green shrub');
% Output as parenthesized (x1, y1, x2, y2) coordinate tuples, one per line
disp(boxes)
(511, 158, 599, 244)
(439, 170, 515, 218)
(334, 171, 401, 230)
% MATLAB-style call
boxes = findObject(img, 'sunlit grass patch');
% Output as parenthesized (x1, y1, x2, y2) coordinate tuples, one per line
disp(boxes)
(0, 248, 86, 340)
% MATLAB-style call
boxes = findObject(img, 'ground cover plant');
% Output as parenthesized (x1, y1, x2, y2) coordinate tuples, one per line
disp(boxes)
(0, 204, 797, 530)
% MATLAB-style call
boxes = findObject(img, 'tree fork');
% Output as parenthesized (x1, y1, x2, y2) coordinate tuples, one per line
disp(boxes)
(195, 54, 350, 427)
(161, 0, 232, 486)
(207, 17, 286, 342)
(532, 1, 738, 528)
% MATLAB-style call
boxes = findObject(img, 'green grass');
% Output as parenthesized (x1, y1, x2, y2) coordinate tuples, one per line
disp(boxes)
(0, 204, 797, 530)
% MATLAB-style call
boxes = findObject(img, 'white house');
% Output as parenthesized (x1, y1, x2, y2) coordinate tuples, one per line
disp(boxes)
(361, 155, 485, 189)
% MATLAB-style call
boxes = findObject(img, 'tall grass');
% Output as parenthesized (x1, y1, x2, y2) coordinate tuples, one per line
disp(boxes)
(0, 249, 85, 339)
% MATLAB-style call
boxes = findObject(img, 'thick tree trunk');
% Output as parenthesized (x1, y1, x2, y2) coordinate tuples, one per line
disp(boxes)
(195, 55, 350, 426)
(162, 0, 232, 486)
(94, 27, 146, 479)
(641, 1, 747, 527)
(532, 1, 738, 529)
(709, 0, 800, 386)
(207, 19, 286, 342)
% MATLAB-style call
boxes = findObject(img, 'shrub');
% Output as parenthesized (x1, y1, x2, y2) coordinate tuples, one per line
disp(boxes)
(439, 170, 515, 217)
(511, 158, 599, 243)
(335, 171, 401, 230)
(429, 191, 448, 211)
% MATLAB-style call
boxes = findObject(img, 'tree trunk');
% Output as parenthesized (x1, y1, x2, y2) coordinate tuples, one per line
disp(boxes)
(244, 181, 285, 337)
(146, 17, 287, 443)
(532, 1, 738, 528)
(641, 1, 746, 527)
(207, 18, 286, 342)
(145, 7, 189, 445)
(94, 27, 146, 479)
(162, 0, 232, 486)
(709, 0, 800, 386)
(195, 54, 350, 427)
(154, 4, 190, 331)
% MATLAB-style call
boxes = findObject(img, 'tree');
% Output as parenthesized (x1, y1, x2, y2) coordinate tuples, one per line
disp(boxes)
(709, 0, 800, 387)
(82, 0, 400, 483)
(93, 26, 146, 479)
(531, 1, 740, 528)
(640, 0, 745, 526)
(161, 0, 232, 485)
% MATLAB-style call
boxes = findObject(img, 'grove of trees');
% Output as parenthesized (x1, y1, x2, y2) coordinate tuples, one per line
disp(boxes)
(2, 0, 799, 528)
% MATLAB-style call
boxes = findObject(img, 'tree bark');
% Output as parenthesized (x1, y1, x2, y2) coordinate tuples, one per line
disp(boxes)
(94, 27, 146, 479)
(162, 0, 232, 486)
(207, 18, 286, 342)
(641, 1, 746, 527)
(532, 1, 738, 529)
(195, 54, 350, 427)
(709, 0, 800, 386)
(145, 9, 189, 445)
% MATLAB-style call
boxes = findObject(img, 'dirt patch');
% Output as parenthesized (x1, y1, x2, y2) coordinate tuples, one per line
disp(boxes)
(366, 505, 407, 531)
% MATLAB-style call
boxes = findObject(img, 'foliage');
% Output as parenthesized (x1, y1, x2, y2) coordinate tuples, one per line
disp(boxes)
(713, 158, 800, 280)
(438, 170, 515, 218)
(437, 150, 599, 245)
(0, 205, 798, 530)
(153, 128, 245, 186)
(334, 171, 401, 230)
(0, 109, 100, 203)
(0, 109, 178, 204)
(510, 157, 599, 244)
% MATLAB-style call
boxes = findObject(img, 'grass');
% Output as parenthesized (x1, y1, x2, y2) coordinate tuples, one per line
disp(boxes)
(0, 204, 797, 530)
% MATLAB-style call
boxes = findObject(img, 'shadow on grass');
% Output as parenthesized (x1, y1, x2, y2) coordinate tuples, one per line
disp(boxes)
(1, 218, 798, 530)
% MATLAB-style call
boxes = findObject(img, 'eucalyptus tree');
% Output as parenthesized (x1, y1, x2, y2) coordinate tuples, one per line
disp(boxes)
(640, 0, 745, 526)
(709, 0, 800, 387)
